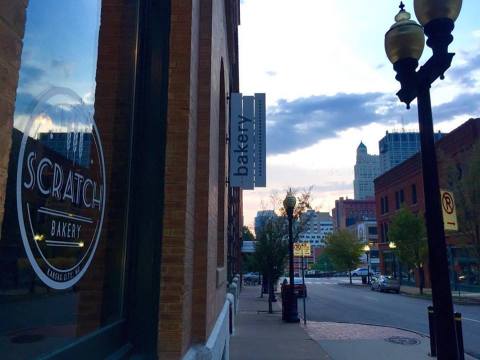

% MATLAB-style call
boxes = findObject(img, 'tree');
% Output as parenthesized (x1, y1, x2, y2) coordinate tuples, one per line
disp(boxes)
(389, 206, 427, 294)
(324, 230, 363, 284)
(446, 143, 480, 264)
(312, 252, 335, 273)
(242, 225, 255, 242)
(253, 217, 288, 313)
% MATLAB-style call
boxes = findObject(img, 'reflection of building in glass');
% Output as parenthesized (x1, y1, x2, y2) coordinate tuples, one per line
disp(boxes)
(39, 131, 92, 168)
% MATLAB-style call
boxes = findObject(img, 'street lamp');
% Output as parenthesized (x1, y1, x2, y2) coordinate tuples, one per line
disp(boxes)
(385, 1, 462, 359)
(389, 241, 397, 278)
(283, 190, 299, 323)
(363, 244, 371, 284)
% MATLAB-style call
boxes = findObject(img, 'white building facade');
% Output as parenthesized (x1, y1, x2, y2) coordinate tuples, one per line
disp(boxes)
(298, 210, 333, 247)
(353, 142, 381, 200)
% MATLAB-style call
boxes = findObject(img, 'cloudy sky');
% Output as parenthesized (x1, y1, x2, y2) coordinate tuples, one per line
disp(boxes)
(239, 0, 480, 229)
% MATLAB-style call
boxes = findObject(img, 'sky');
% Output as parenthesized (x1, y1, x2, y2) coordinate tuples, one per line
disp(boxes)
(239, 0, 480, 230)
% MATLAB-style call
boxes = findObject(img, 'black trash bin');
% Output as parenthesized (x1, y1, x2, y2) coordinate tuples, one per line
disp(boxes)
(361, 275, 367, 284)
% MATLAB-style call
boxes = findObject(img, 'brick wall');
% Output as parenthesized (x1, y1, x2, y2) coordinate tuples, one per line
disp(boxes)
(157, 0, 199, 357)
(0, 0, 28, 240)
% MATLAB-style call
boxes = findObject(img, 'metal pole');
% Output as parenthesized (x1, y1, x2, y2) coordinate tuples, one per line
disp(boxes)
(417, 85, 458, 360)
(454, 313, 465, 360)
(286, 212, 299, 322)
(367, 252, 370, 284)
(302, 254, 306, 325)
(428, 306, 437, 357)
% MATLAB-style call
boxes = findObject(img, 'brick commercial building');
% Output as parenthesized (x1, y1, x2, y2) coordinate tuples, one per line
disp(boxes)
(332, 197, 376, 230)
(0, 0, 242, 359)
(375, 118, 480, 290)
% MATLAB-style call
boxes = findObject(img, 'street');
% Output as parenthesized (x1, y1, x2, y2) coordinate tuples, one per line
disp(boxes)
(298, 277, 480, 359)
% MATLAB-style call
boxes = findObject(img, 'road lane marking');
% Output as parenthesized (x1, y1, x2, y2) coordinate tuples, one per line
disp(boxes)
(463, 317, 480, 323)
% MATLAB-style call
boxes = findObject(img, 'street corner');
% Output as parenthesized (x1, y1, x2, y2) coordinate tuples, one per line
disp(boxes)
(301, 321, 426, 342)
(301, 321, 433, 360)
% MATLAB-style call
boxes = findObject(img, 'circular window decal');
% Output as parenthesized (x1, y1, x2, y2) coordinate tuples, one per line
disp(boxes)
(16, 87, 106, 289)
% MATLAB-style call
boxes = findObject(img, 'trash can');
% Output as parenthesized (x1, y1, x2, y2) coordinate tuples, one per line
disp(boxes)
(361, 275, 367, 284)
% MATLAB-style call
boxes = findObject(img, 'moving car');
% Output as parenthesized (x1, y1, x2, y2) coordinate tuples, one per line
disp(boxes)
(294, 277, 307, 297)
(371, 275, 400, 293)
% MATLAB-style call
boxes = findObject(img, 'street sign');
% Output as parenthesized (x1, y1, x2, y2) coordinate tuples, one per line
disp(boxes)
(441, 190, 458, 231)
(294, 243, 311, 256)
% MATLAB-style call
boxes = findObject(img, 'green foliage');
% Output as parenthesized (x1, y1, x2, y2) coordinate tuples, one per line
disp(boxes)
(312, 252, 335, 272)
(253, 218, 288, 283)
(242, 226, 255, 242)
(388, 206, 427, 270)
(324, 230, 363, 273)
(447, 143, 480, 258)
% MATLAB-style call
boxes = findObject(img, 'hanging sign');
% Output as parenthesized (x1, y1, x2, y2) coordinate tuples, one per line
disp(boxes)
(254, 93, 266, 187)
(229, 92, 267, 189)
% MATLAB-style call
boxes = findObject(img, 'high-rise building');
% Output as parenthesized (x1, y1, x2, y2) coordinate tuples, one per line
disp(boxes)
(379, 130, 444, 173)
(298, 210, 333, 247)
(254, 210, 277, 236)
(353, 142, 380, 200)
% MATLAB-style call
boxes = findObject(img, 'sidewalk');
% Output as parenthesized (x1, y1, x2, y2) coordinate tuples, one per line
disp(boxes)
(230, 285, 475, 360)
(230, 286, 330, 360)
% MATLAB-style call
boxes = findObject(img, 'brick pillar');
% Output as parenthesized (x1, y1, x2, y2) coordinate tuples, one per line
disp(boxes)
(157, 0, 199, 358)
(0, 0, 28, 239)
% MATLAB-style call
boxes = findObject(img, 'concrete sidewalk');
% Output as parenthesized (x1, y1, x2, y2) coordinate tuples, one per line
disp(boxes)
(230, 286, 330, 360)
(230, 285, 474, 360)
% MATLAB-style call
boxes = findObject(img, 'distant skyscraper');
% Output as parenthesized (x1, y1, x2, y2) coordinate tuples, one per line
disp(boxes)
(379, 130, 444, 173)
(298, 210, 333, 247)
(353, 142, 380, 200)
(254, 210, 277, 236)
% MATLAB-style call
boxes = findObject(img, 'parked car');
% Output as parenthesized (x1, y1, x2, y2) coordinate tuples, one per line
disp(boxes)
(350, 268, 374, 277)
(243, 272, 260, 285)
(371, 275, 400, 293)
(293, 277, 307, 297)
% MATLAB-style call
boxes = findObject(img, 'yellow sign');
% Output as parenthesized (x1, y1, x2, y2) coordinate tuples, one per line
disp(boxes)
(441, 190, 458, 231)
(294, 243, 311, 256)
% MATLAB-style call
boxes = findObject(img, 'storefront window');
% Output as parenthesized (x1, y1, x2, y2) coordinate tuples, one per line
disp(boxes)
(0, 1, 138, 357)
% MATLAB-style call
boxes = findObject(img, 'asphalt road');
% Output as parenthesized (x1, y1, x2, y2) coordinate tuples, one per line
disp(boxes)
(299, 277, 480, 359)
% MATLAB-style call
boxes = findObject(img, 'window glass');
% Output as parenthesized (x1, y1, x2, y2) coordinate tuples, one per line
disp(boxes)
(0, 1, 137, 357)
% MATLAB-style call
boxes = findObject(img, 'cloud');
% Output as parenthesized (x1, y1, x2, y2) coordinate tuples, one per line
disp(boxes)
(448, 53, 480, 88)
(266, 73, 480, 155)
(266, 92, 407, 154)
(19, 65, 45, 86)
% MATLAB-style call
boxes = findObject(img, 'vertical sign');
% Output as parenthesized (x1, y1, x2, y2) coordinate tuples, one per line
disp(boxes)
(242, 96, 255, 189)
(230, 93, 254, 188)
(441, 190, 458, 231)
(254, 93, 266, 187)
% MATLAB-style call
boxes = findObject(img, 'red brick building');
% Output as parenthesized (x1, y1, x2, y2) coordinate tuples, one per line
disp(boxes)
(0, 0, 242, 358)
(332, 197, 376, 230)
(374, 118, 480, 289)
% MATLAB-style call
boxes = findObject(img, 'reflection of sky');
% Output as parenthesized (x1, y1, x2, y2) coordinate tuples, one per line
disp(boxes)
(14, 0, 101, 130)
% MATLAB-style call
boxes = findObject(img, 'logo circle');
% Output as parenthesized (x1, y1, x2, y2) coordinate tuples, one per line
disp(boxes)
(16, 87, 106, 289)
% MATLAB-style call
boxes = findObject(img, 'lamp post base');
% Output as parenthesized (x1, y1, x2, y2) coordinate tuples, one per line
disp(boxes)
(283, 287, 299, 323)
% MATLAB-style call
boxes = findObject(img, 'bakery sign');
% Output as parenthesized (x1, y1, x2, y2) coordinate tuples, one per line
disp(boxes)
(16, 87, 106, 289)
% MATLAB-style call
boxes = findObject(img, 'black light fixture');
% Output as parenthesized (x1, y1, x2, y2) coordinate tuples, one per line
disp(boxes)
(283, 190, 299, 323)
(384, 1, 462, 359)
(389, 241, 397, 278)
(363, 244, 371, 284)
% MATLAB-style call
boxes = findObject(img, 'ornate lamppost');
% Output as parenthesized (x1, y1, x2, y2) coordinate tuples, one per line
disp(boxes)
(384, 1, 462, 358)
(283, 190, 299, 323)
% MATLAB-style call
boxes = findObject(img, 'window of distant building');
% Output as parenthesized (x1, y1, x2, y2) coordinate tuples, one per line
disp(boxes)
(412, 184, 417, 204)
